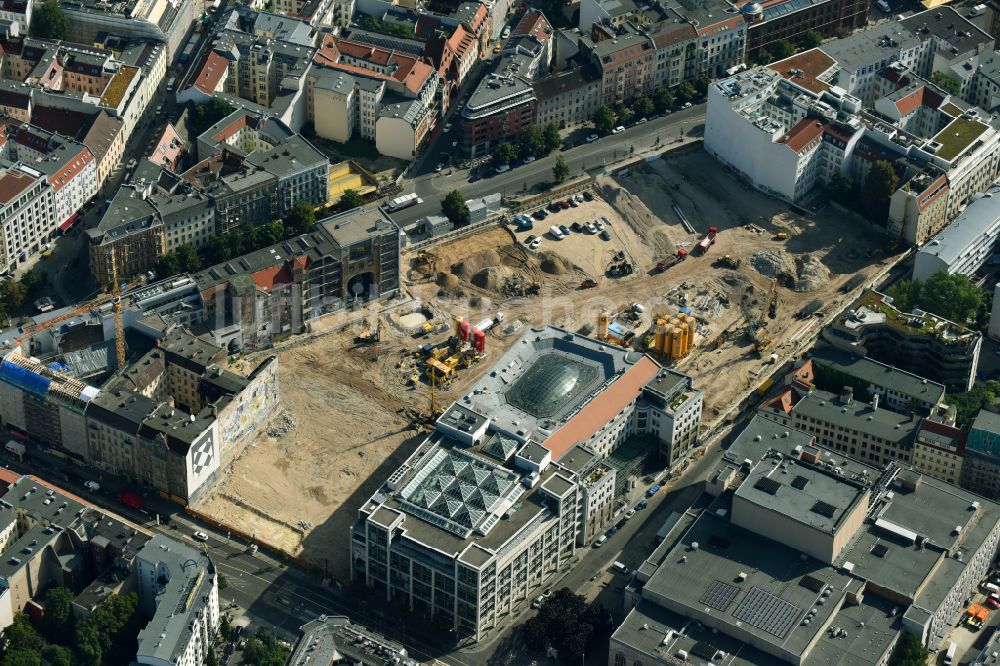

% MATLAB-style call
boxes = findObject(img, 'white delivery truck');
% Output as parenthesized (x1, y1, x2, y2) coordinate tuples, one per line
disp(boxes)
(4, 441, 25, 458)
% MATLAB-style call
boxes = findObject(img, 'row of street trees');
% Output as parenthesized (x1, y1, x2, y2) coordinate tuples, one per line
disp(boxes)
(591, 79, 705, 135)
(493, 123, 564, 166)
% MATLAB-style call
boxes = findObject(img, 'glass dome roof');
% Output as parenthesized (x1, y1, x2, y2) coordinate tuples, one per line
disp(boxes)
(505, 354, 598, 418)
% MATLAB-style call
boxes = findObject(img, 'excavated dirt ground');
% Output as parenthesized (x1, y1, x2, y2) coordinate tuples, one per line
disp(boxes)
(194, 147, 891, 578)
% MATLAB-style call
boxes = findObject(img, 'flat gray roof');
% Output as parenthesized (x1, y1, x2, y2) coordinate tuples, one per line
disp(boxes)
(792, 389, 919, 447)
(810, 347, 946, 406)
(915, 183, 1000, 269)
(318, 206, 399, 248)
(819, 22, 922, 74)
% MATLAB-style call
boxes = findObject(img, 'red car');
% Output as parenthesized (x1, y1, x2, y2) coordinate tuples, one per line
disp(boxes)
(988, 595, 1000, 609)
(559, 200, 570, 209)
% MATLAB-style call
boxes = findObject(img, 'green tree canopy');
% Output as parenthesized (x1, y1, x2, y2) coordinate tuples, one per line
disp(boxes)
(542, 123, 562, 154)
(42, 587, 75, 643)
(522, 589, 612, 664)
(616, 105, 634, 125)
(860, 160, 899, 224)
(552, 156, 570, 184)
(653, 87, 675, 113)
(771, 39, 795, 60)
(286, 202, 316, 235)
(800, 29, 823, 49)
(634, 96, 654, 118)
(494, 142, 517, 165)
(242, 631, 291, 666)
(675, 82, 697, 104)
(339, 189, 364, 211)
(918, 270, 984, 325)
(931, 70, 962, 96)
(188, 98, 236, 136)
(441, 190, 470, 226)
(518, 124, 544, 159)
(592, 105, 617, 134)
(889, 633, 929, 666)
(885, 277, 922, 314)
(30, 0, 68, 40)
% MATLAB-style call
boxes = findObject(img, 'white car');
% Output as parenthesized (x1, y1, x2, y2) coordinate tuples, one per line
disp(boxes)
(193, 531, 209, 542)
(496, 164, 510, 174)
(435, 163, 444, 172)
(595, 220, 605, 231)
(682, 102, 692, 109)
(524, 155, 536, 163)
(612, 126, 625, 134)
(585, 133, 599, 142)
(84, 480, 100, 491)
(443, 122, 453, 132)
(529, 238, 542, 251)
(624, 509, 636, 520)
(586, 223, 597, 234)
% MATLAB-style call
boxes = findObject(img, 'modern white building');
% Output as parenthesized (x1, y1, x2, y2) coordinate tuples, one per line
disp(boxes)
(134, 535, 220, 666)
(913, 184, 1000, 281)
(0, 163, 54, 273)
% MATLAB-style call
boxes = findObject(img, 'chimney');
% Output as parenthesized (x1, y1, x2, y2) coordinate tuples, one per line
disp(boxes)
(841, 386, 853, 405)
(871, 393, 879, 411)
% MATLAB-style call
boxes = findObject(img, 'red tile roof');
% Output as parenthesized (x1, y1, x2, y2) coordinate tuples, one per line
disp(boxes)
(768, 48, 835, 94)
(544, 356, 661, 460)
(893, 85, 944, 117)
(192, 50, 229, 95)
(918, 419, 967, 454)
(780, 118, 824, 154)
(761, 388, 797, 414)
(49, 148, 94, 193)
(0, 167, 35, 204)
(251, 263, 296, 291)
(513, 10, 552, 43)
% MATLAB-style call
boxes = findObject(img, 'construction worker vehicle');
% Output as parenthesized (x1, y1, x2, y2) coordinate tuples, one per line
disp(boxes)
(654, 249, 688, 273)
(774, 231, 789, 240)
(716, 254, 741, 269)
(695, 226, 718, 255)
(580, 277, 598, 289)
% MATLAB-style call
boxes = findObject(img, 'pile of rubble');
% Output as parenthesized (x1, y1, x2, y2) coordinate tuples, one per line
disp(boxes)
(750, 250, 829, 292)
(794, 255, 830, 292)
(266, 410, 296, 438)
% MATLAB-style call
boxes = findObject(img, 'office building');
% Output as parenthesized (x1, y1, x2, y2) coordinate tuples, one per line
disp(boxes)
(57, 0, 196, 63)
(912, 419, 966, 486)
(611, 414, 1000, 665)
(288, 616, 416, 666)
(823, 290, 982, 391)
(0, 162, 54, 273)
(913, 183, 1000, 281)
(962, 409, 1000, 499)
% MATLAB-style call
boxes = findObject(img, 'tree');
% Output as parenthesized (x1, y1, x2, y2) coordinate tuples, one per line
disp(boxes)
(616, 105, 634, 125)
(653, 87, 675, 113)
(771, 39, 795, 60)
(552, 156, 570, 184)
(522, 589, 612, 664)
(675, 83, 697, 105)
(175, 244, 201, 273)
(885, 278, 922, 314)
(242, 631, 291, 666)
(39, 646, 72, 666)
(800, 29, 823, 49)
(860, 160, 899, 224)
(188, 99, 235, 136)
(30, 0, 67, 40)
(441, 190, 470, 226)
(592, 105, 616, 134)
(42, 588, 75, 643)
(950, 382, 1000, 426)
(218, 574, 229, 591)
(889, 633, 929, 666)
(931, 70, 962, 96)
(518, 125, 544, 159)
(155, 252, 182, 280)
(339, 189, 364, 211)
(286, 202, 316, 235)
(634, 96, 654, 118)
(542, 123, 562, 154)
(494, 142, 517, 166)
(828, 171, 855, 206)
(693, 76, 711, 98)
(2, 613, 44, 654)
(918, 270, 984, 325)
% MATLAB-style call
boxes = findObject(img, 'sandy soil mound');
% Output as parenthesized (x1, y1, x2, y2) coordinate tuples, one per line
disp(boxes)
(795, 256, 830, 292)
(539, 254, 567, 275)
(436, 272, 460, 288)
(750, 249, 796, 279)
(471, 265, 511, 290)
(452, 249, 501, 280)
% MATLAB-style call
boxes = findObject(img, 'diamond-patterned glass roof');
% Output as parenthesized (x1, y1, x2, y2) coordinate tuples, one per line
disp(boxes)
(398, 448, 523, 538)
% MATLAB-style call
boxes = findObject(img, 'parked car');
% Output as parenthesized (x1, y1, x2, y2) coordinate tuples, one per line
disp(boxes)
(606, 526, 619, 537)
(524, 235, 537, 245)
(83, 480, 100, 491)
(559, 224, 572, 236)
(600, 229, 612, 241)
(682, 101, 692, 109)
(549, 225, 564, 240)
(624, 509, 636, 520)
(569, 198, 579, 207)
(533, 209, 548, 220)
(496, 164, 510, 174)
(559, 200, 570, 209)
(586, 133, 599, 142)
(435, 163, 444, 172)
(193, 531, 209, 542)
(571, 222, 583, 233)
(612, 125, 625, 134)
(524, 155, 536, 163)
(585, 223, 597, 234)
(443, 122, 453, 132)
(548, 202, 562, 213)
(582, 191, 594, 201)
(595, 219, 605, 231)
(636, 499, 648, 510)
(529, 238, 542, 250)
(593, 535, 608, 548)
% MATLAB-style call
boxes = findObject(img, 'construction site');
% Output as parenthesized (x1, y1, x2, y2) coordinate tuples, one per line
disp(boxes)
(193, 147, 895, 578)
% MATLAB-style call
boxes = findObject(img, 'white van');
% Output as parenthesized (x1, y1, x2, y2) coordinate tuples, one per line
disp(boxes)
(612, 561, 628, 574)
(944, 641, 957, 666)
(876, 0, 890, 11)
(549, 225, 564, 240)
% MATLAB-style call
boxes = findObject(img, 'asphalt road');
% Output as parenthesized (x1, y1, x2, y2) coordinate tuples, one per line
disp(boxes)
(392, 104, 707, 229)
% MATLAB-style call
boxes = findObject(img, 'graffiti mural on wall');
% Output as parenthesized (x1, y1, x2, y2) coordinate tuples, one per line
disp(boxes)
(218, 358, 280, 458)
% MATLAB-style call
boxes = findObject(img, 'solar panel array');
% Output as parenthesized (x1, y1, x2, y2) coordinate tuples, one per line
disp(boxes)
(700, 581, 740, 611)
(733, 587, 804, 638)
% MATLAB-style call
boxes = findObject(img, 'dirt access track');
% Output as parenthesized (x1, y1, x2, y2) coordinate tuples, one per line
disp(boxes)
(193, 146, 893, 577)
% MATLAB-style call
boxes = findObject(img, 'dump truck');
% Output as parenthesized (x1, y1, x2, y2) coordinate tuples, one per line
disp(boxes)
(655, 249, 687, 273)
(717, 254, 740, 269)
(580, 277, 598, 289)
(695, 226, 718, 255)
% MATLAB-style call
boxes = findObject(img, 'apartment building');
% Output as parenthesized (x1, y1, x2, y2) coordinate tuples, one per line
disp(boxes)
(743, 0, 869, 61)
(912, 419, 965, 485)
(83, 326, 279, 502)
(134, 535, 219, 666)
(0, 0, 30, 33)
(614, 414, 1000, 663)
(759, 386, 920, 467)
(532, 65, 602, 129)
(805, 346, 946, 415)
(913, 183, 1000, 281)
(0, 162, 54, 274)
(0, 123, 97, 233)
(59, 0, 197, 63)
(823, 290, 982, 391)
(460, 53, 537, 156)
(193, 206, 401, 351)
(581, 25, 657, 106)
(962, 409, 1000, 499)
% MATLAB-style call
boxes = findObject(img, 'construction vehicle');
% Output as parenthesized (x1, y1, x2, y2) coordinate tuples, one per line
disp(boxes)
(418, 322, 434, 337)
(654, 249, 687, 273)
(716, 254, 741, 269)
(580, 277, 598, 289)
(355, 318, 382, 344)
(740, 298, 772, 354)
(606, 251, 634, 277)
(766, 278, 778, 319)
(774, 231, 789, 240)
(694, 226, 718, 255)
